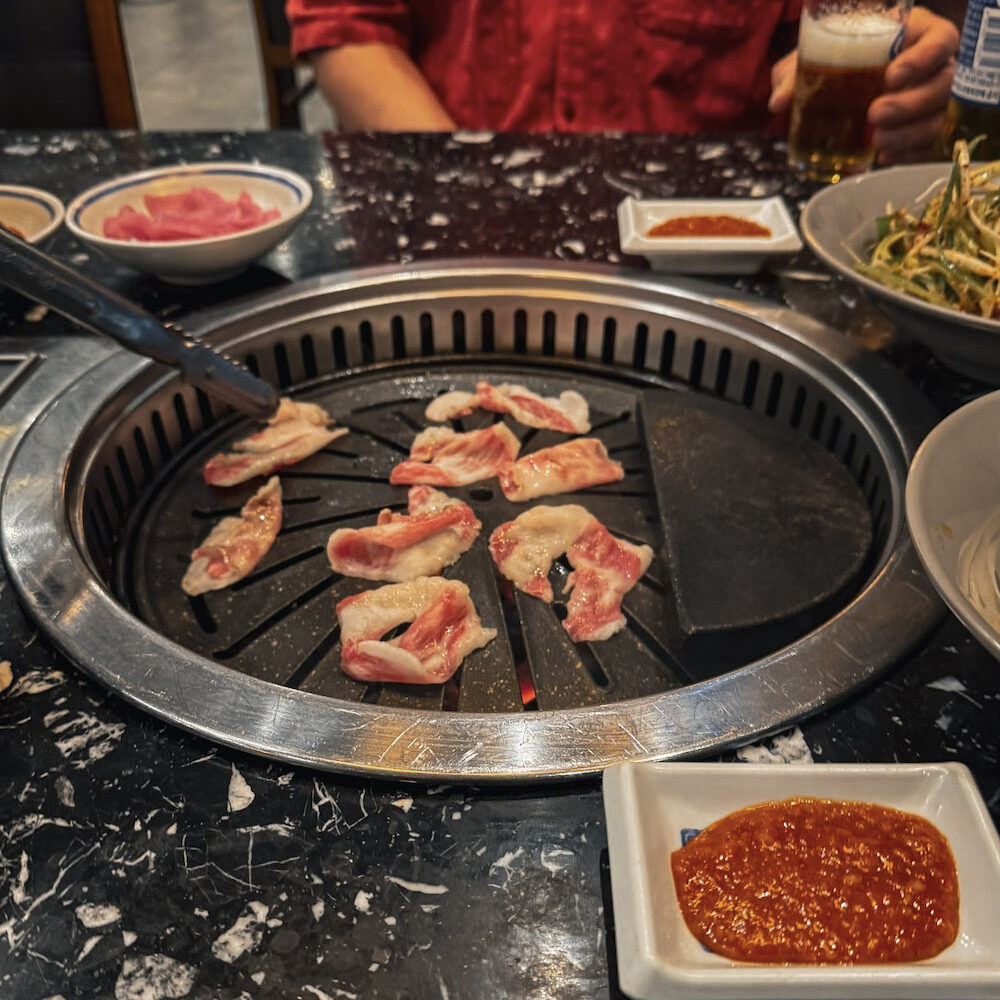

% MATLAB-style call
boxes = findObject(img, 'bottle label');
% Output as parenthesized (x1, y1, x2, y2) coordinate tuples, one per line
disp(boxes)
(953, 0, 1000, 106)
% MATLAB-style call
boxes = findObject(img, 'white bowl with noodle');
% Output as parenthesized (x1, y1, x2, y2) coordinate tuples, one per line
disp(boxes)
(800, 162, 1000, 382)
(906, 388, 1000, 660)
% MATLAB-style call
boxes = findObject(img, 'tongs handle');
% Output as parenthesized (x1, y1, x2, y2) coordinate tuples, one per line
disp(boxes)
(0, 227, 279, 418)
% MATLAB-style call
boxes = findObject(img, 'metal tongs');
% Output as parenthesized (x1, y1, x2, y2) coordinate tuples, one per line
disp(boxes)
(0, 227, 279, 418)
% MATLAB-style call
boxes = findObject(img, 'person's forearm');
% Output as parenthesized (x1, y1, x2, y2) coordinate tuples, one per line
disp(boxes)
(310, 43, 456, 132)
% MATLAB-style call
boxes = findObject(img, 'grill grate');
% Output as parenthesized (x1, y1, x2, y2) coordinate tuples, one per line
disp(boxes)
(111, 352, 874, 715)
(84, 302, 892, 577)
(116, 363, 688, 714)
(2, 263, 939, 778)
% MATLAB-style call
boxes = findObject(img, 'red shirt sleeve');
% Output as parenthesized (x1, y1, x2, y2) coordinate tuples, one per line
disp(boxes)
(285, 0, 413, 58)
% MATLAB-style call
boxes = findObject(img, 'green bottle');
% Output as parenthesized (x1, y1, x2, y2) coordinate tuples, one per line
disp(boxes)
(940, 0, 1000, 158)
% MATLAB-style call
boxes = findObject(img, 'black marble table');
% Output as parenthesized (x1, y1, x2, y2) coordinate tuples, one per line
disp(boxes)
(0, 130, 998, 1000)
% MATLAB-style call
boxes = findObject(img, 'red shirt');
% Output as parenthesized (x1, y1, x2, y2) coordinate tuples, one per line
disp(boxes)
(286, 0, 801, 133)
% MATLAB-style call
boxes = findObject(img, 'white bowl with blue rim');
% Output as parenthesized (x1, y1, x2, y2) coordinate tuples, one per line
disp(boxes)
(0, 185, 65, 244)
(65, 161, 312, 284)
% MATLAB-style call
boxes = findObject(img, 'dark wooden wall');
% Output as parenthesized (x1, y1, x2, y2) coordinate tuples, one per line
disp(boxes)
(0, 0, 136, 128)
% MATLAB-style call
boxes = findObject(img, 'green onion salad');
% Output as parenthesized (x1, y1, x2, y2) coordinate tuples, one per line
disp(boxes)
(857, 138, 1000, 319)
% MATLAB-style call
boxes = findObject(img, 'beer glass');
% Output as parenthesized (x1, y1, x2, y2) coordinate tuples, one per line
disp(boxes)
(788, 0, 913, 183)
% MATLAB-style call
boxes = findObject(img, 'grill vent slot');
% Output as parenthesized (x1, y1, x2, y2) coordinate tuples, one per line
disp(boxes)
(331, 326, 347, 367)
(765, 372, 783, 416)
(133, 427, 154, 482)
(858, 455, 872, 491)
(419, 312, 434, 355)
(659, 328, 676, 377)
(514, 308, 528, 353)
(810, 400, 828, 441)
(688, 338, 706, 388)
(388, 315, 403, 358)
(827, 415, 842, 452)
(359, 320, 375, 363)
(632, 322, 649, 370)
(713, 347, 732, 396)
(741, 358, 759, 407)
(172, 393, 194, 443)
(451, 310, 467, 353)
(480, 309, 495, 352)
(115, 447, 137, 503)
(273, 342, 292, 387)
(301, 333, 318, 378)
(542, 310, 556, 355)
(602, 318, 617, 363)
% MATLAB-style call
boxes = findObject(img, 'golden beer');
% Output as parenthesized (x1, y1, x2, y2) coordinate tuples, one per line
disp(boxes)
(788, 6, 907, 183)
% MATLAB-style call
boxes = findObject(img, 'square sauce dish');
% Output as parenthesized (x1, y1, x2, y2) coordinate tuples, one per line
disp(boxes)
(603, 761, 1000, 1000)
(617, 196, 802, 275)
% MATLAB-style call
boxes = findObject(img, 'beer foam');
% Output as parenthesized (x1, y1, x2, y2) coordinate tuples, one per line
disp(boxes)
(798, 10, 901, 66)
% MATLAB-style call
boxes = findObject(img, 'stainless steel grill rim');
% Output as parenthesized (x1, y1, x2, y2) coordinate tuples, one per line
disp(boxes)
(0, 260, 942, 780)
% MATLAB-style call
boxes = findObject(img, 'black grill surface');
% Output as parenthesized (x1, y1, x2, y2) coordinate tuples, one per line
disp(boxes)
(117, 358, 872, 714)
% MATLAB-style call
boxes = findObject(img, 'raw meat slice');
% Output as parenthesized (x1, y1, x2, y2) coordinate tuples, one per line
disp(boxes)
(202, 428, 344, 487)
(497, 438, 624, 502)
(263, 397, 330, 428)
(182, 476, 282, 595)
(203, 396, 348, 487)
(489, 505, 653, 642)
(327, 485, 481, 582)
(475, 381, 590, 433)
(425, 380, 590, 433)
(231, 398, 333, 454)
(337, 576, 496, 684)
(562, 518, 654, 641)
(424, 390, 479, 422)
(102, 187, 281, 242)
(487, 504, 593, 602)
(390, 423, 521, 487)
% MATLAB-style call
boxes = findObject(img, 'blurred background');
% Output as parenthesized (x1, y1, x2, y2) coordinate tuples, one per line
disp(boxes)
(0, 0, 966, 133)
(0, 0, 335, 131)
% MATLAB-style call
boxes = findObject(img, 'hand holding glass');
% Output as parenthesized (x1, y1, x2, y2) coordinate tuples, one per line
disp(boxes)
(788, 0, 913, 183)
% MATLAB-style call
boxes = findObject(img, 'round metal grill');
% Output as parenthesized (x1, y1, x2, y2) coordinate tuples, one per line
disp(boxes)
(0, 261, 942, 780)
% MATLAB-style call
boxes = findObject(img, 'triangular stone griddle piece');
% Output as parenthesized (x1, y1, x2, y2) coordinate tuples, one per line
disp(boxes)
(642, 390, 872, 671)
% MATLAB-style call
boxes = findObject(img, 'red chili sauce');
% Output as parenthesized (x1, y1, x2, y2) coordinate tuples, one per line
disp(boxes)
(670, 797, 959, 964)
(647, 214, 771, 238)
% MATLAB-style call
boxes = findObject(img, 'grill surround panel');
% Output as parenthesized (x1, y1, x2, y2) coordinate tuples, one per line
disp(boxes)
(0, 261, 942, 780)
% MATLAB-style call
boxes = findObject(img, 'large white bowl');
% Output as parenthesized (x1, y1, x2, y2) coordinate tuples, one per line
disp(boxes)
(906, 388, 1000, 660)
(800, 162, 1000, 382)
(65, 161, 312, 284)
(0, 184, 65, 243)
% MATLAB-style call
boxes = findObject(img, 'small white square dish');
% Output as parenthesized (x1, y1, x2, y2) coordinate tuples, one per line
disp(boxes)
(617, 195, 802, 275)
(603, 761, 1000, 1000)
